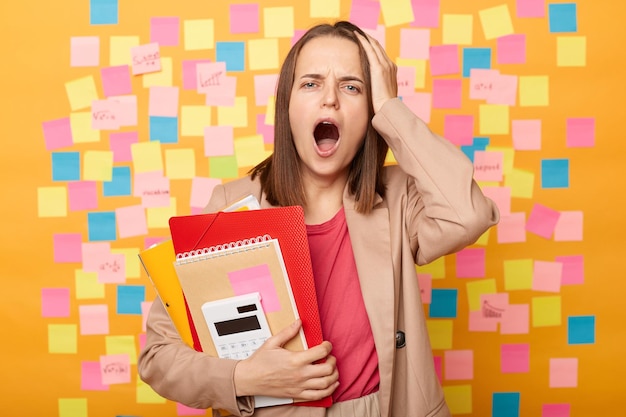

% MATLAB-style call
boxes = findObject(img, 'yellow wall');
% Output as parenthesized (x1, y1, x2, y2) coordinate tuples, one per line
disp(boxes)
(1, 0, 624, 416)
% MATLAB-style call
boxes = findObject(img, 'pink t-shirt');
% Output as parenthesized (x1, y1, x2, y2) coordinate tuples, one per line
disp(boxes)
(306, 207, 380, 403)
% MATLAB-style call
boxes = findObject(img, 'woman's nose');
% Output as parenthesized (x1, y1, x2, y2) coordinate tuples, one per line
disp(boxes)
(321, 86, 339, 109)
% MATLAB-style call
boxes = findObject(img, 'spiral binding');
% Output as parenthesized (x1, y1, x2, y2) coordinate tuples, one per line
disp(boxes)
(175, 234, 273, 264)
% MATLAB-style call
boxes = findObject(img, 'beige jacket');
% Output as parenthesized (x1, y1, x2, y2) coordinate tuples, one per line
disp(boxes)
(138, 98, 499, 417)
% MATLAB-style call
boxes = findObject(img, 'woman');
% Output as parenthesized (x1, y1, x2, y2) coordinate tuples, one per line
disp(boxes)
(139, 21, 499, 417)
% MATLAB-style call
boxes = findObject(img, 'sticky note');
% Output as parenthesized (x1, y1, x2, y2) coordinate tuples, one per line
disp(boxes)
(474, 150, 503, 182)
(90, 0, 118, 25)
(350, 0, 381, 30)
(117, 285, 145, 314)
(38, 187, 67, 217)
(556, 255, 584, 285)
(456, 248, 485, 278)
(264, 7, 294, 37)
(248, 38, 280, 70)
(557, 36, 586, 67)
(146, 197, 177, 229)
(150, 17, 179, 46)
(549, 358, 577, 387)
(429, 289, 458, 318)
(411, 0, 440, 28)
(504, 259, 533, 290)
(228, 264, 280, 312)
(397, 66, 416, 96)
(444, 115, 474, 146)
(519, 75, 549, 106)
(79, 304, 109, 335)
(68, 181, 98, 211)
(416, 255, 446, 279)
(136, 378, 168, 404)
(444, 350, 473, 380)
(209, 155, 239, 179)
(66, 76, 99, 111)
(53, 233, 82, 263)
(165, 148, 196, 179)
(517, 0, 545, 18)
(549, 3, 577, 33)
(497, 34, 526, 64)
(397, 58, 427, 89)
(115, 205, 148, 238)
(109, 36, 140, 66)
(109, 95, 137, 127)
(181, 105, 211, 136)
(134, 171, 170, 207)
(380, 0, 414, 27)
(541, 159, 569, 188)
(566, 117, 594, 147)
(429, 44, 459, 76)
(462, 48, 491, 77)
(131, 43, 161, 75)
(104, 166, 131, 197)
(554, 211, 583, 241)
(501, 343, 529, 373)
(70, 111, 100, 144)
(486, 74, 517, 106)
(218, 96, 248, 127)
(42, 118, 73, 150)
(567, 315, 595, 344)
(182, 59, 211, 90)
(100, 353, 131, 384)
(504, 168, 534, 199)
(52, 151, 80, 181)
(469, 309, 498, 332)
(497, 213, 526, 243)
(433, 79, 462, 108)
(532, 296, 561, 327)
(190, 177, 222, 210)
(526, 203, 560, 239)
(71, 36, 100, 67)
(542, 403, 571, 417)
(204, 126, 234, 157)
(87, 211, 117, 241)
(42, 288, 70, 318)
(58, 398, 87, 417)
(417, 273, 432, 304)
(149, 116, 178, 144)
(400, 28, 430, 59)
(184, 19, 214, 50)
(533, 261, 562, 293)
(493, 392, 520, 417)
(148, 87, 179, 117)
(512, 119, 541, 150)
(443, 385, 472, 415)
(264, 96, 276, 126)
(75, 270, 105, 300)
(442, 14, 473, 45)
(401, 93, 432, 123)
(196, 61, 226, 94)
(49, 324, 77, 353)
(479, 5, 514, 40)
(230, 3, 259, 33)
(216, 42, 245, 71)
(479, 104, 509, 136)
(83, 150, 113, 181)
(500, 304, 529, 334)
(101, 65, 132, 97)
(482, 186, 511, 216)
(310, 0, 340, 18)
(466, 279, 496, 312)
(254, 74, 278, 107)
(113, 247, 141, 279)
(81, 361, 109, 391)
(105, 335, 137, 364)
(234, 134, 267, 168)
(426, 319, 453, 350)
(142, 57, 173, 87)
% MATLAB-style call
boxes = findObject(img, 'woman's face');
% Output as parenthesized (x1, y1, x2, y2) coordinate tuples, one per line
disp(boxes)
(288, 35, 370, 186)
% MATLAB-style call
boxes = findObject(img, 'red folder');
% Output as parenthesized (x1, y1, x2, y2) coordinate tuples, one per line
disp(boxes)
(169, 206, 331, 408)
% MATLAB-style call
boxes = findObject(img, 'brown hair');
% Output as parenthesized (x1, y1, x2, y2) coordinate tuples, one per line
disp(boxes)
(249, 21, 388, 214)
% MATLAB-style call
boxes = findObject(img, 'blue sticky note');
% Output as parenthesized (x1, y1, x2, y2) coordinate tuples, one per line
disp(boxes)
(52, 152, 80, 181)
(429, 289, 458, 318)
(549, 3, 577, 33)
(90, 0, 118, 25)
(568, 315, 595, 344)
(117, 285, 145, 314)
(462, 48, 491, 77)
(216, 42, 245, 71)
(87, 211, 117, 241)
(492, 392, 520, 417)
(103, 166, 131, 196)
(149, 116, 178, 144)
(461, 137, 490, 162)
(541, 159, 569, 188)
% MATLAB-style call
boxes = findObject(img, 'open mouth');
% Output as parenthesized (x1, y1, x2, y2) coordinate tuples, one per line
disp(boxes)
(313, 121, 339, 152)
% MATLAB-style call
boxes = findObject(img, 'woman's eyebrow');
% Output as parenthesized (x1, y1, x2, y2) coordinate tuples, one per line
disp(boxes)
(298, 73, 365, 84)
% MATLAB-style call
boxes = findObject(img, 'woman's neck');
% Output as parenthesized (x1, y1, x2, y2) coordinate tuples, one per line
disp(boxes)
(302, 173, 347, 225)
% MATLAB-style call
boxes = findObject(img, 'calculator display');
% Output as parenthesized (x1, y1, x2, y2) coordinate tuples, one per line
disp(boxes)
(214, 315, 262, 336)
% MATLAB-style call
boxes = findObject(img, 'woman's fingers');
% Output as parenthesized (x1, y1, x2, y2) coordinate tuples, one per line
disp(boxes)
(355, 31, 398, 112)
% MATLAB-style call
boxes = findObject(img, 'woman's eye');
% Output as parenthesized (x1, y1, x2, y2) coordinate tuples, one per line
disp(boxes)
(303, 82, 317, 88)
(344, 85, 360, 93)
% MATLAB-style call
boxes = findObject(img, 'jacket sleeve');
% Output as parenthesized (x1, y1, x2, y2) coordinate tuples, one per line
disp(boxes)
(372, 98, 500, 265)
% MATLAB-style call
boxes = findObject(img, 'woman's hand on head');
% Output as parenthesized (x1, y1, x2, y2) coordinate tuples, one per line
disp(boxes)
(233, 319, 339, 402)
(355, 31, 398, 114)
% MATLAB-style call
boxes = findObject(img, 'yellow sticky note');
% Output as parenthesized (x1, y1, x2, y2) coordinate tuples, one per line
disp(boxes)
(486, 146, 514, 175)
(380, 0, 414, 27)
(474, 228, 491, 246)
(38, 186, 67, 217)
(264, 7, 294, 38)
(58, 398, 88, 417)
(131, 141, 163, 173)
(181, 105, 212, 136)
(504, 259, 533, 290)
(136, 378, 167, 404)
(70, 111, 101, 143)
(426, 319, 453, 350)
(479, 104, 509, 135)
(111, 248, 141, 279)
(442, 14, 473, 45)
(147, 197, 177, 228)
(143, 57, 173, 87)
(105, 335, 137, 364)
(84, 150, 113, 181)
(110, 36, 140, 66)
(416, 256, 446, 279)
(466, 278, 496, 311)
(265, 96, 275, 126)
(65, 76, 99, 111)
(48, 324, 77, 353)
(443, 385, 472, 415)
(557, 36, 586, 67)
(479, 5, 514, 40)
(75, 270, 105, 299)
(532, 296, 561, 327)
(310, 0, 340, 18)
(504, 168, 534, 199)
(209, 155, 239, 179)
(234, 135, 266, 168)
(248, 38, 280, 71)
(396, 58, 426, 89)
(519, 75, 549, 107)
(184, 19, 215, 50)
(218, 96, 248, 128)
(165, 148, 196, 179)
(385, 149, 398, 165)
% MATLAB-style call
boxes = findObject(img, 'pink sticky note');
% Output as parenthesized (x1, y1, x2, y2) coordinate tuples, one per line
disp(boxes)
(469, 69, 499, 100)
(53, 233, 83, 263)
(456, 248, 486, 278)
(501, 343, 530, 373)
(481, 293, 509, 321)
(230, 3, 259, 33)
(149, 86, 179, 117)
(363, 25, 386, 47)
(71, 36, 100, 67)
(145, 236, 167, 250)
(134, 171, 171, 207)
(444, 350, 473, 380)
(204, 126, 234, 157)
(526, 203, 561, 239)
(497, 34, 526, 64)
(257, 114, 275, 144)
(131, 43, 161, 75)
(517, 0, 545, 18)
(101, 65, 132, 97)
(254, 74, 278, 106)
(497, 212, 527, 243)
(81, 361, 109, 391)
(542, 403, 571, 417)
(417, 273, 432, 304)
(116, 205, 148, 238)
(109, 95, 138, 127)
(402, 93, 432, 123)
(433, 79, 462, 109)
(228, 264, 281, 312)
(397, 66, 416, 96)
(68, 181, 98, 211)
(411, 0, 440, 28)
(429, 44, 459, 76)
(533, 261, 562, 293)
(205, 75, 237, 106)
(444, 114, 474, 146)
(400, 28, 430, 59)
(473, 150, 503, 182)
(469, 310, 498, 332)
(197, 62, 227, 93)
(97, 253, 126, 284)
(42, 117, 73, 150)
(512, 119, 541, 150)
(482, 186, 511, 216)
(141, 301, 152, 332)
(190, 177, 222, 210)
(500, 303, 529, 334)
(100, 354, 131, 385)
(566, 118, 595, 148)
(79, 304, 109, 335)
(177, 403, 207, 416)
(556, 255, 584, 285)
(549, 358, 578, 388)
(92, 99, 122, 130)
(554, 211, 583, 241)
(182, 59, 211, 90)
(82, 242, 112, 272)
(150, 17, 180, 46)
(42, 288, 70, 317)
(110, 131, 138, 163)
(291, 29, 306, 47)
(487, 74, 518, 106)
(349, 0, 381, 30)
(433, 355, 443, 383)
(138, 332, 147, 351)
